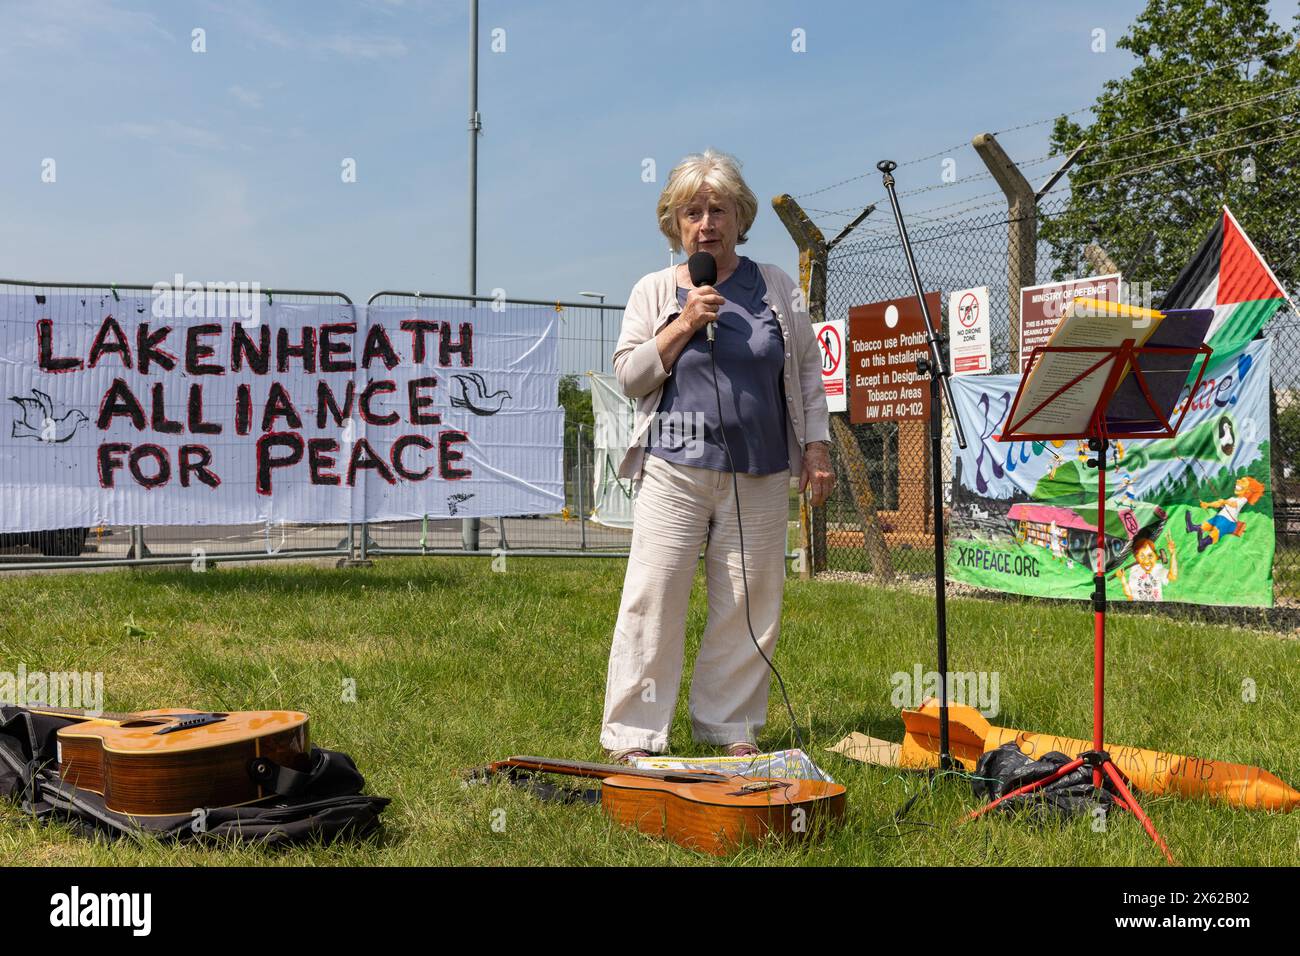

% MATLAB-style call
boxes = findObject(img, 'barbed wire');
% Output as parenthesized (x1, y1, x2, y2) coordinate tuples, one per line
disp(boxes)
(812, 96, 1300, 231)
(792, 49, 1279, 202)
(903, 189, 1009, 220)
(909, 119, 1300, 221)
(791, 142, 978, 201)
(812, 83, 1300, 231)
(1069, 84, 1300, 168)
(807, 157, 1057, 220)
(1071, 126, 1300, 190)
(828, 203, 1030, 261)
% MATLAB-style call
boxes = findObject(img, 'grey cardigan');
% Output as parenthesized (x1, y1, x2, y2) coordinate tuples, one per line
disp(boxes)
(611, 261, 831, 480)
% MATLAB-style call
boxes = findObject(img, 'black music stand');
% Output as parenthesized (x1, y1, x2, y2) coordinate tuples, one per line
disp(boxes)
(877, 160, 969, 774)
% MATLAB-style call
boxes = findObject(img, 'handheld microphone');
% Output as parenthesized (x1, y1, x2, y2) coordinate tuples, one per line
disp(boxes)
(687, 251, 718, 343)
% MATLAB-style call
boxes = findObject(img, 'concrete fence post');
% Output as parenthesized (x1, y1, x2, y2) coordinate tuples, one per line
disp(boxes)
(972, 132, 1037, 372)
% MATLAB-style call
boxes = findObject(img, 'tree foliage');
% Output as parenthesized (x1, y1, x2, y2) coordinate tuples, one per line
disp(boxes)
(558, 373, 594, 430)
(1042, 0, 1300, 293)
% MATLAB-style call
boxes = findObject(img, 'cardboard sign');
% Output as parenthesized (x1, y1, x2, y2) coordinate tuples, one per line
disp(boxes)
(848, 293, 941, 423)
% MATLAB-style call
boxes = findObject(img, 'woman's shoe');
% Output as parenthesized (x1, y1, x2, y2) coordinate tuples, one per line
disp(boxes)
(725, 742, 760, 758)
(607, 748, 650, 766)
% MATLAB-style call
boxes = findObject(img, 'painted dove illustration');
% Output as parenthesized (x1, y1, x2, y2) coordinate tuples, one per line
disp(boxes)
(450, 372, 512, 416)
(447, 492, 475, 516)
(10, 389, 89, 443)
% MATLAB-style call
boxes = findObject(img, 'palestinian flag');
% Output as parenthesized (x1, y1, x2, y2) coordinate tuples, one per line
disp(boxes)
(1161, 206, 1293, 370)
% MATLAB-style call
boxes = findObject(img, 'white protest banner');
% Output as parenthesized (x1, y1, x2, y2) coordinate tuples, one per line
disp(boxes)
(588, 372, 636, 529)
(812, 319, 846, 412)
(0, 294, 562, 530)
(948, 286, 990, 376)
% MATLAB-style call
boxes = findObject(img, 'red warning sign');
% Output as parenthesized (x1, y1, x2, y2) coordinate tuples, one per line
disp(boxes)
(949, 285, 991, 377)
(812, 319, 846, 413)
(957, 291, 980, 328)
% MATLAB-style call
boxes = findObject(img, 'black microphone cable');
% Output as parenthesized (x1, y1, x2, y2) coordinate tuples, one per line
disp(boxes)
(704, 329, 811, 766)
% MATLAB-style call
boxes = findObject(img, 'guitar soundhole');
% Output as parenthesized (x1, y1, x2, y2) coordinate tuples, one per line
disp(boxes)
(117, 719, 167, 728)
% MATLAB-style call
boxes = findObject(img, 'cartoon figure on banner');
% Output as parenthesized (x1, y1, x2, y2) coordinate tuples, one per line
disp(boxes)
(1116, 533, 1178, 602)
(1111, 472, 1138, 504)
(1048, 520, 1064, 563)
(1046, 445, 1066, 480)
(1185, 475, 1265, 552)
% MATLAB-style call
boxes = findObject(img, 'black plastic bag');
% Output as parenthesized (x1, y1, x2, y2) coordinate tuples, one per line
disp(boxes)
(972, 742, 1117, 823)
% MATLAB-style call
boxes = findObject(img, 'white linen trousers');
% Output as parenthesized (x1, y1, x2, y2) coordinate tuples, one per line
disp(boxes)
(600, 452, 791, 752)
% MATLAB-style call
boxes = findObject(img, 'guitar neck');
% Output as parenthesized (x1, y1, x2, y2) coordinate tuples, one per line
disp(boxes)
(501, 755, 732, 783)
(22, 703, 137, 723)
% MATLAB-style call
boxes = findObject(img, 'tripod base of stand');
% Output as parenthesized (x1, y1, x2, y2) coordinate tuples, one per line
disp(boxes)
(937, 754, 963, 774)
(965, 749, 1176, 865)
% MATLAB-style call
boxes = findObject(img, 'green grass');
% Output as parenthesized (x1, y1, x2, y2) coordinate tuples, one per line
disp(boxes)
(1, 556, 1298, 866)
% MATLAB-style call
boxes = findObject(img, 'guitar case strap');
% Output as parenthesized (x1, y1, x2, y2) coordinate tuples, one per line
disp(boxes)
(248, 754, 313, 797)
(0, 705, 390, 848)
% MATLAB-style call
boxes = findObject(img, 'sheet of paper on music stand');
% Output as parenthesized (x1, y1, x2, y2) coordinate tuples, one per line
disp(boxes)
(1007, 297, 1163, 436)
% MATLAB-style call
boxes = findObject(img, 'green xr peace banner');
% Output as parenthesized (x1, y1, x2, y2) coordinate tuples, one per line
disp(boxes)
(948, 338, 1274, 607)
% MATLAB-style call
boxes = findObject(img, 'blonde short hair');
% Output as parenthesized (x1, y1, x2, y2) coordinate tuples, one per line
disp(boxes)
(657, 149, 759, 254)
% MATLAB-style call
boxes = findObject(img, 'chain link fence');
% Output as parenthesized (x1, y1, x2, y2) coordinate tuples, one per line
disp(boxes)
(820, 197, 1300, 606)
(5, 231, 1295, 597)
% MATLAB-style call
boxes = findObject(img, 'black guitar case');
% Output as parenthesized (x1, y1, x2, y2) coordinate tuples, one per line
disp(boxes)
(0, 705, 389, 847)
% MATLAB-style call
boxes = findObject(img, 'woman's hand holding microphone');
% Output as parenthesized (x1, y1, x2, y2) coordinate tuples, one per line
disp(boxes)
(656, 284, 724, 371)
(681, 285, 724, 335)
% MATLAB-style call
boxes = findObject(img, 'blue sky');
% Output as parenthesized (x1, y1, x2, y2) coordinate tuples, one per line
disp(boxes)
(1, 0, 1295, 307)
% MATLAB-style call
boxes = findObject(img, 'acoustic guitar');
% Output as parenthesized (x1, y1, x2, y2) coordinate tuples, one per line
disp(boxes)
(473, 755, 846, 855)
(23, 704, 310, 816)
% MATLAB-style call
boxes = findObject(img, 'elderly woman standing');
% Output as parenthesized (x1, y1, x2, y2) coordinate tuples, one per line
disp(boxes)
(601, 149, 834, 763)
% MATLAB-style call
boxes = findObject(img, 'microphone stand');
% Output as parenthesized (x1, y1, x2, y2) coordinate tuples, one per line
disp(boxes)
(878, 160, 967, 774)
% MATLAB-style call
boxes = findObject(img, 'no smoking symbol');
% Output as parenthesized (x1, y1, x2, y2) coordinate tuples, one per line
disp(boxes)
(957, 292, 980, 329)
(819, 325, 842, 374)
